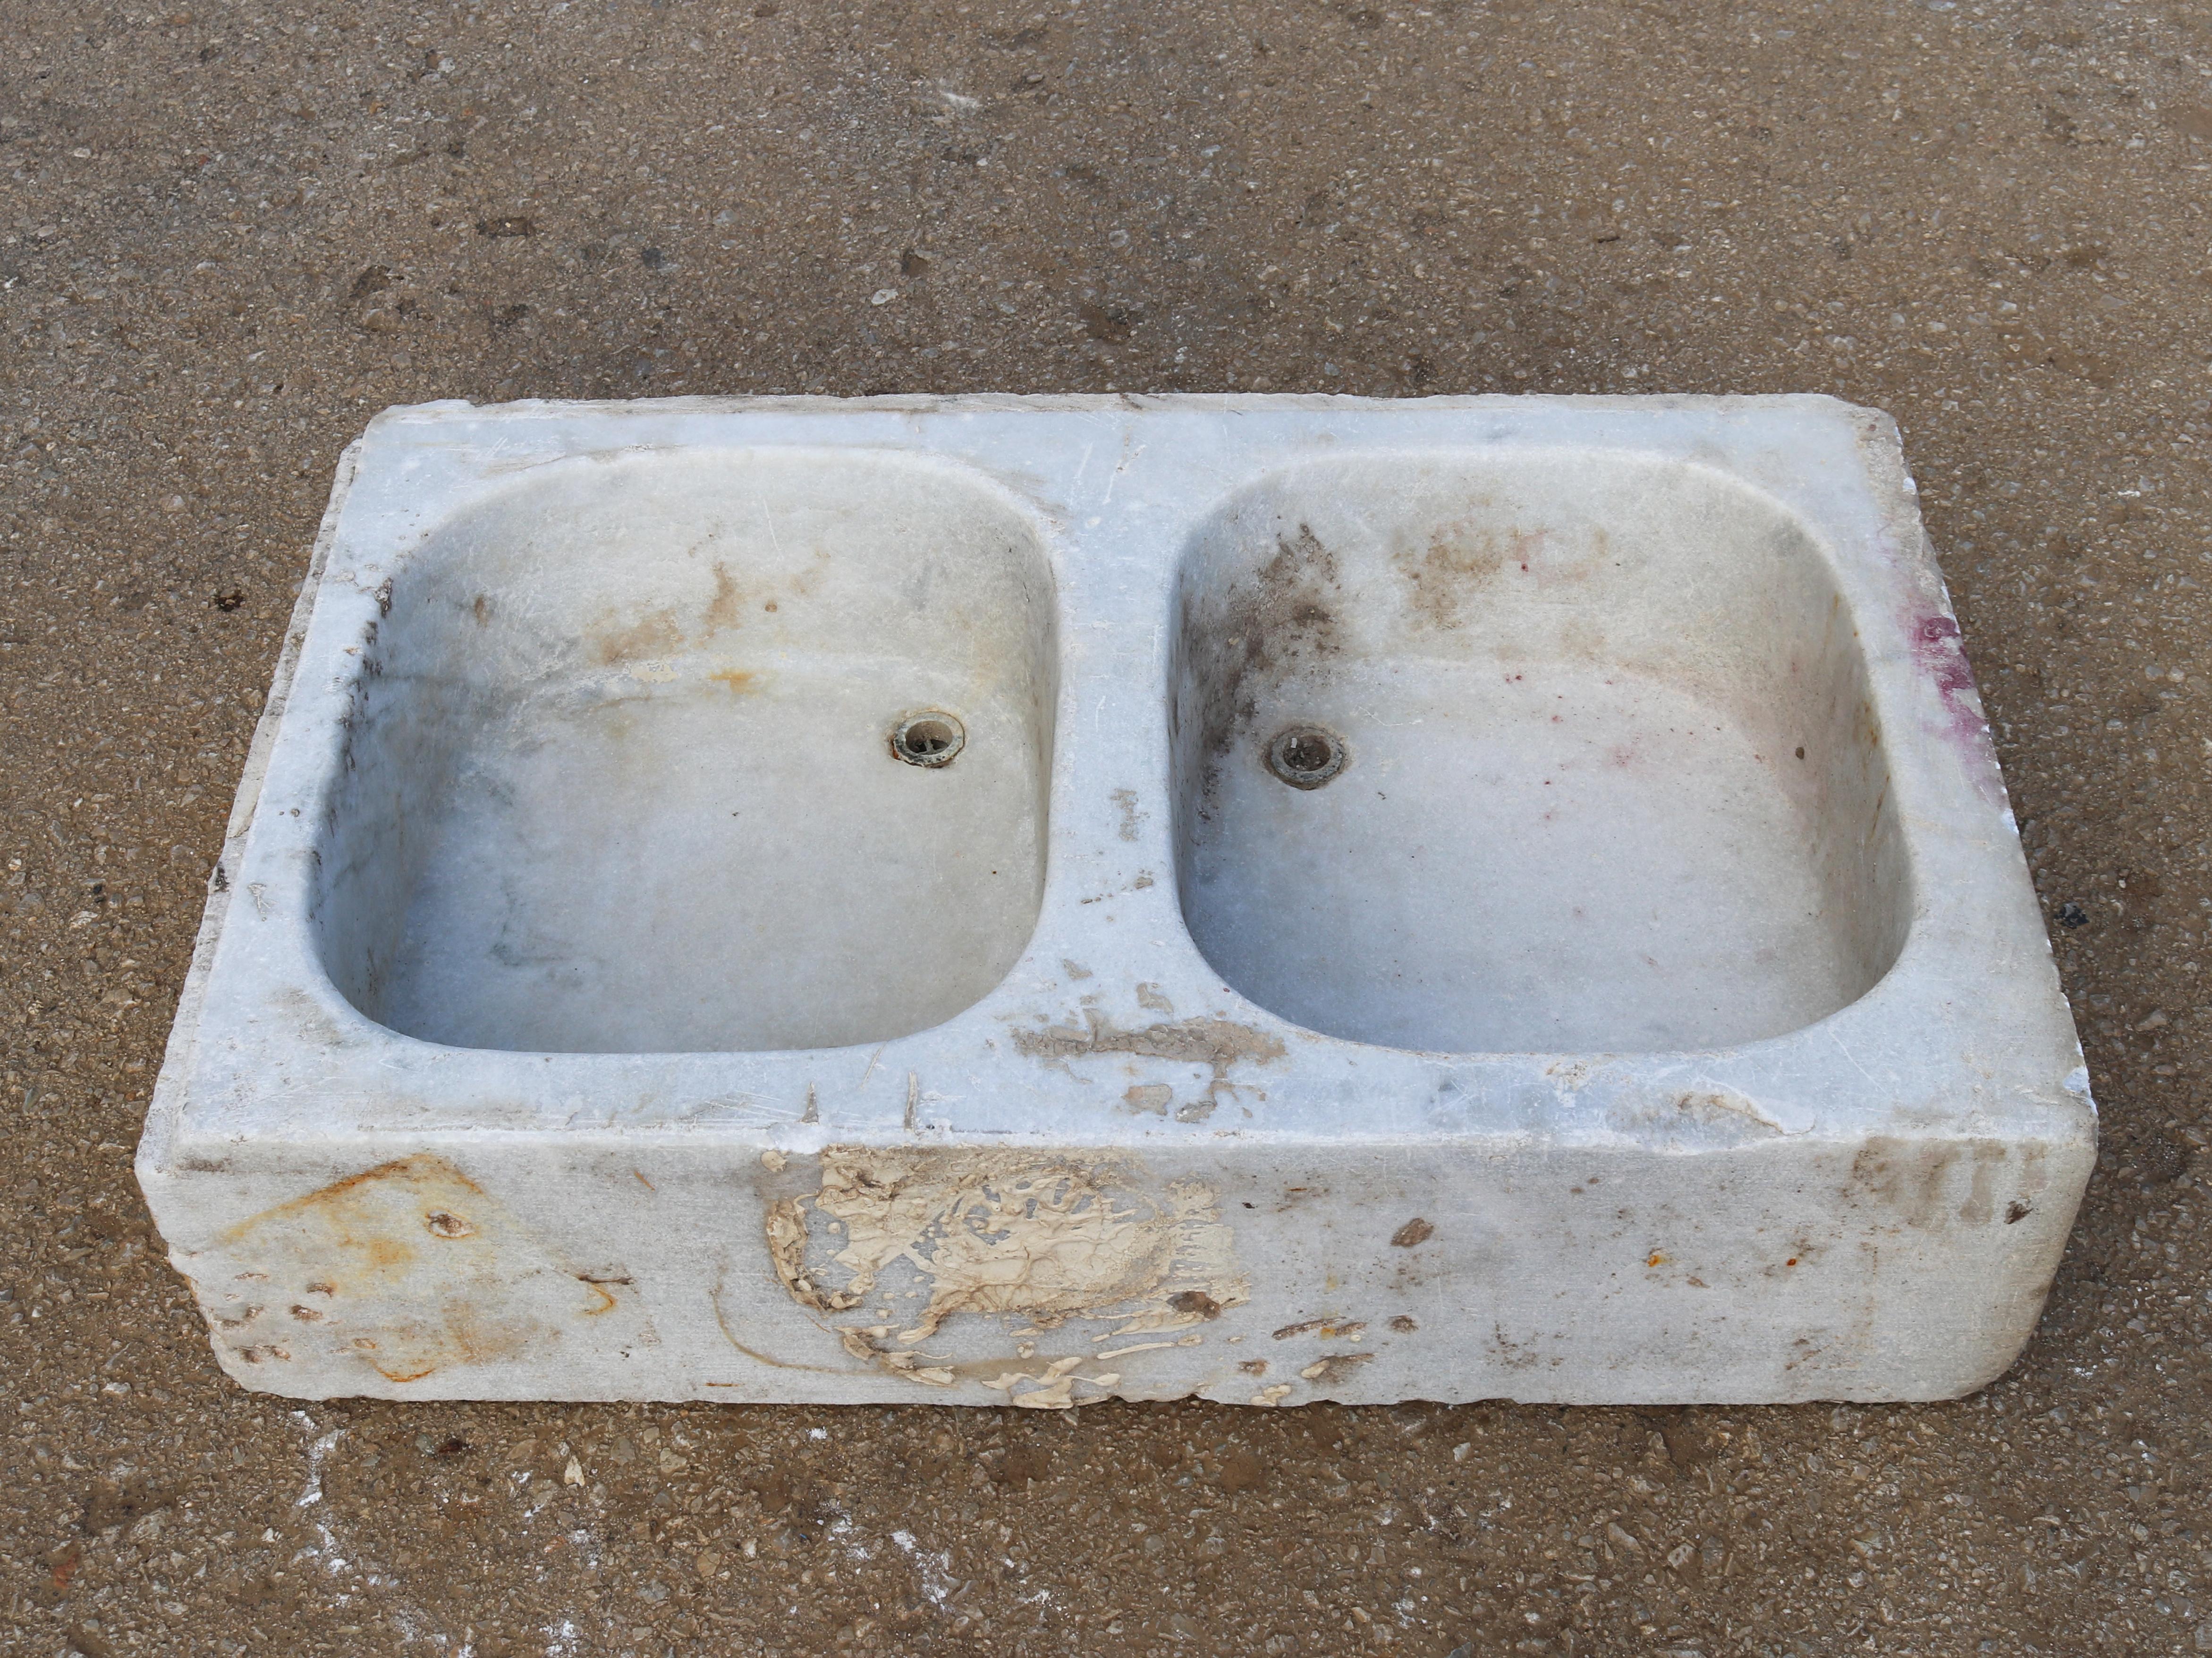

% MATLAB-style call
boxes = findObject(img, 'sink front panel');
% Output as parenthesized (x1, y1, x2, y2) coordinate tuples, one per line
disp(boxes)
(314, 449, 1057, 1053)
(1172, 449, 1910, 1053)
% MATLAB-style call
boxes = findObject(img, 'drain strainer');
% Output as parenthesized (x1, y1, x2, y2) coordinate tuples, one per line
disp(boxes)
(891, 711, 966, 768)
(1266, 725, 1348, 789)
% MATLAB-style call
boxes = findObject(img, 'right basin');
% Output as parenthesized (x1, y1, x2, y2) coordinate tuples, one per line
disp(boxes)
(1171, 448, 1912, 1055)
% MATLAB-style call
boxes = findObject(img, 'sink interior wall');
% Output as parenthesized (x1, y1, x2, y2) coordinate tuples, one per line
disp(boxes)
(1171, 450, 1910, 1054)
(313, 449, 1057, 1053)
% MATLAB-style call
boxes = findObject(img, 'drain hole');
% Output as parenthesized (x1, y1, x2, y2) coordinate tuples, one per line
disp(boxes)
(892, 711, 966, 768)
(1267, 725, 1348, 789)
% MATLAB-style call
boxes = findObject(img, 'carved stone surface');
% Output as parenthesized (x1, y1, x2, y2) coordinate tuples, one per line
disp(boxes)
(138, 394, 2092, 1405)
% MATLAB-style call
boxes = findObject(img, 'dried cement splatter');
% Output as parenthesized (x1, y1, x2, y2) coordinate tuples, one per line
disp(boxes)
(766, 1146, 1246, 1400)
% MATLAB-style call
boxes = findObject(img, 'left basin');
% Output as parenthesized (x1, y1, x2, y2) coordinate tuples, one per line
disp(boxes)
(312, 448, 1058, 1053)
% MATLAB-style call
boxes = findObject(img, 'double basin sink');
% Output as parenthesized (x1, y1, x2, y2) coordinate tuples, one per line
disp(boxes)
(139, 395, 2091, 1405)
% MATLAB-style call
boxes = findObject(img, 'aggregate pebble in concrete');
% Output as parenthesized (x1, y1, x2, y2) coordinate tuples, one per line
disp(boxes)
(4, 1, 2211, 1654)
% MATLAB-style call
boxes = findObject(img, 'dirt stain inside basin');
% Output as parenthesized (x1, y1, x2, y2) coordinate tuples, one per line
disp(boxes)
(1009, 1011, 1287, 1108)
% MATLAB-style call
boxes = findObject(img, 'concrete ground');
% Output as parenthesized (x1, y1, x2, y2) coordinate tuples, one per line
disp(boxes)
(4, 0, 2210, 1653)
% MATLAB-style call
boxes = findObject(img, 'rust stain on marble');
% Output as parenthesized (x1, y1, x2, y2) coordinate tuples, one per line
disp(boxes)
(190, 1154, 651, 1387)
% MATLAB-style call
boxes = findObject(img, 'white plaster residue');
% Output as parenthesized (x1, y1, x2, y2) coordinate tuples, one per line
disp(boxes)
(287, 1412, 349, 1577)
(891, 1528, 959, 1606)
(292, 1412, 343, 1509)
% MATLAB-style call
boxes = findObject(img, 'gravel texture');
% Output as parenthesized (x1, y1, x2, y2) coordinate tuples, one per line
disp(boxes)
(5, 1, 2212, 1654)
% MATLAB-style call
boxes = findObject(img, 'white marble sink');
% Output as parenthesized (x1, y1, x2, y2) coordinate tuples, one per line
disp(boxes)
(138, 394, 2093, 1407)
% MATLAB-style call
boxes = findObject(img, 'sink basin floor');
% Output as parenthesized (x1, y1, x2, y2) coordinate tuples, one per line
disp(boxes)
(370, 662, 1044, 1055)
(1184, 659, 1865, 1053)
